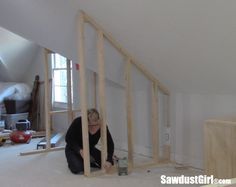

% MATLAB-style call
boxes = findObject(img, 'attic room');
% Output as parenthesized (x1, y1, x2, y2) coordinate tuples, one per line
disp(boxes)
(0, 1, 236, 187)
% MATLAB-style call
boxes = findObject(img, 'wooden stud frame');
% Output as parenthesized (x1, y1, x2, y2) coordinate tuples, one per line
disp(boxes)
(79, 11, 171, 175)
(21, 10, 171, 176)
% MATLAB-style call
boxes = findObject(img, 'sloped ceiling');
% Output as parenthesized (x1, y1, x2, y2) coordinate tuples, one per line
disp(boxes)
(0, 27, 40, 81)
(0, 0, 236, 93)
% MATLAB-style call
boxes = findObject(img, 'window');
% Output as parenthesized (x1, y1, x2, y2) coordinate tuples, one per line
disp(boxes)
(51, 53, 73, 108)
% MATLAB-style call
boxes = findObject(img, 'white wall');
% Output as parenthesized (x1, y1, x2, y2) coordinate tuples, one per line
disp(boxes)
(174, 93, 236, 169)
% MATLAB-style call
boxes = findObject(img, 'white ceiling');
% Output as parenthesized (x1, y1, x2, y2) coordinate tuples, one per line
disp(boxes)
(0, 0, 236, 93)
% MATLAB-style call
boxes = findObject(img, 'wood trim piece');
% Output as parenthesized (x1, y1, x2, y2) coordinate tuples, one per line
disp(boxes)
(20, 146, 65, 156)
(78, 12, 90, 176)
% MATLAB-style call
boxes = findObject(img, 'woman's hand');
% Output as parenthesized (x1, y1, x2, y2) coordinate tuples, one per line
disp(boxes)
(79, 149, 84, 159)
(103, 161, 112, 172)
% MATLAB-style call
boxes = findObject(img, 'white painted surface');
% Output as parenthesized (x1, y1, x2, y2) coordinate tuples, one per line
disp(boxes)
(174, 93, 236, 169)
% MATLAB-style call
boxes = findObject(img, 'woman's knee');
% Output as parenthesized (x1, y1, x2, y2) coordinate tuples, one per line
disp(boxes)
(69, 164, 84, 174)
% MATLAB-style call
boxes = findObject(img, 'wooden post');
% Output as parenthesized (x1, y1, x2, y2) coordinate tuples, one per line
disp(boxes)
(66, 59, 73, 123)
(93, 72, 97, 108)
(97, 29, 107, 170)
(78, 12, 90, 176)
(43, 48, 51, 149)
(151, 81, 159, 163)
(125, 58, 134, 170)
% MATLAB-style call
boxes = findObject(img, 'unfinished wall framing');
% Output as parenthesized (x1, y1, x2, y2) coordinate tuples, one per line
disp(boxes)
(21, 10, 170, 177)
(78, 11, 171, 176)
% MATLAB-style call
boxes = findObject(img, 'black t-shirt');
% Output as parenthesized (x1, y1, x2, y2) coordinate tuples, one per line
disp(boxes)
(65, 117, 114, 164)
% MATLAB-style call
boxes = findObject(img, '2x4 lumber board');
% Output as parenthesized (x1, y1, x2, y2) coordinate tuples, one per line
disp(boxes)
(130, 60, 155, 82)
(78, 12, 91, 176)
(81, 10, 169, 95)
(83, 10, 154, 82)
(50, 110, 69, 115)
(88, 166, 117, 177)
(166, 95, 170, 127)
(156, 80, 170, 96)
(151, 82, 159, 162)
(43, 48, 51, 149)
(49, 109, 81, 115)
(133, 161, 171, 171)
(126, 58, 134, 169)
(44, 48, 53, 54)
(131, 60, 169, 96)
(81, 10, 128, 57)
(133, 161, 157, 170)
(97, 29, 108, 170)
(93, 72, 97, 108)
(67, 59, 73, 123)
(20, 146, 65, 156)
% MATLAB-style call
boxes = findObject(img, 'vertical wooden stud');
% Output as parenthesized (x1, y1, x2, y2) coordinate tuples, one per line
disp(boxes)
(126, 58, 134, 170)
(151, 81, 159, 163)
(67, 59, 73, 124)
(97, 30, 107, 170)
(43, 49, 51, 149)
(93, 72, 97, 109)
(163, 94, 170, 161)
(78, 12, 90, 176)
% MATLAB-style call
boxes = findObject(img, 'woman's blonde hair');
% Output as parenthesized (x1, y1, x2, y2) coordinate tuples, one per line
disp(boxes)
(87, 108, 100, 122)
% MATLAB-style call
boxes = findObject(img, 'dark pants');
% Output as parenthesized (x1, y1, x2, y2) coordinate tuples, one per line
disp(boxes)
(65, 145, 101, 174)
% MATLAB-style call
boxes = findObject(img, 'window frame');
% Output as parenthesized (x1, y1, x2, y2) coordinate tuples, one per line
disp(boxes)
(51, 53, 73, 109)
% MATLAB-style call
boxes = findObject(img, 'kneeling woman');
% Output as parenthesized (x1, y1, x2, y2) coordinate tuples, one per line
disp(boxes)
(65, 108, 114, 174)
